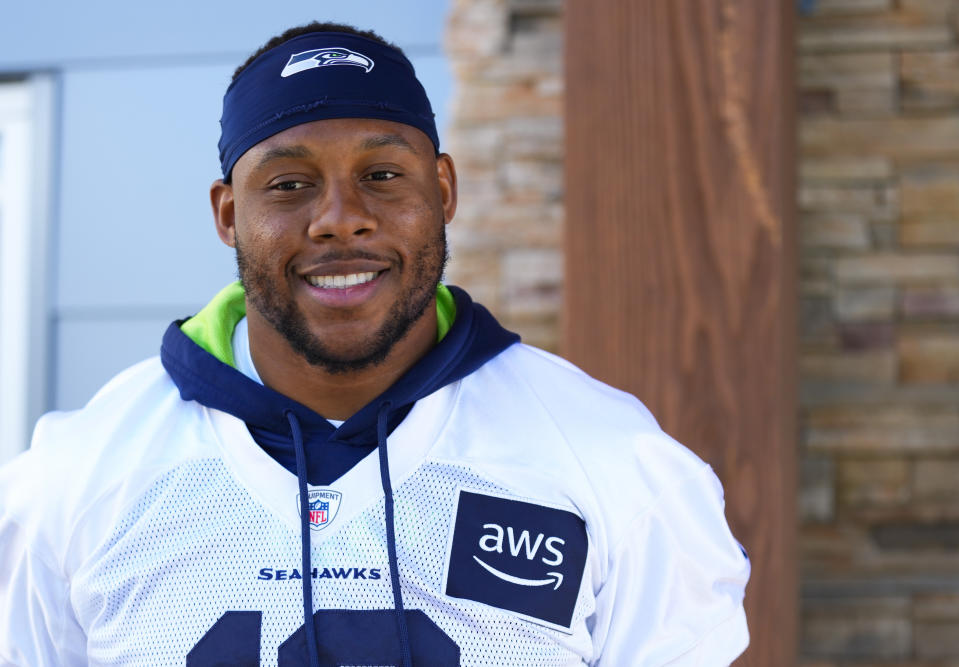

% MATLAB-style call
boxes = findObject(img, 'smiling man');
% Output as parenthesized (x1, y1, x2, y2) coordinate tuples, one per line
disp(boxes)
(0, 22, 749, 666)
(217, 116, 454, 416)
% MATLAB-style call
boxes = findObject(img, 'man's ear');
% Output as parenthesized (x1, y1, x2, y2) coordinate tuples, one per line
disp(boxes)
(210, 179, 236, 248)
(436, 153, 457, 224)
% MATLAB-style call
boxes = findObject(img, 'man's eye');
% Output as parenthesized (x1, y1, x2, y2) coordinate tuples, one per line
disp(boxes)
(272, 181, 308, 191)
(363, 170, 398, 182)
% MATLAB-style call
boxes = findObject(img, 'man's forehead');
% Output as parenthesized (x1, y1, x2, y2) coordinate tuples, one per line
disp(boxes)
(244, 118, 425, 166)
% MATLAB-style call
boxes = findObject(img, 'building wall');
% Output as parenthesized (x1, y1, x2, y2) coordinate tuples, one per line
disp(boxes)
(447, 0, 959, 662)
(0, 2, 451, 443)
(445, 0, 563, 352)
(799, 0, 959, 662)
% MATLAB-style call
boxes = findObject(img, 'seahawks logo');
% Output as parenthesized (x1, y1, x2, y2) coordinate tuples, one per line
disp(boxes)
(280, 47, 374, 77)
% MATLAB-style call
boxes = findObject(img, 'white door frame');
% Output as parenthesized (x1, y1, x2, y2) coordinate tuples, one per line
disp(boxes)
(0, 75, 55, 464)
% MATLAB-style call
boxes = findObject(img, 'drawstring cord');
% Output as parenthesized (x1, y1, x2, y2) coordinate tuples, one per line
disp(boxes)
(286, 409, 321, 667)
(376, 401, 413, 667)
(286, 404, 411, 667)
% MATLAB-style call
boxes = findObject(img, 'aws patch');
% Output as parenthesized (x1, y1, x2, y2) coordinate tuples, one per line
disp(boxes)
(443, 489, 588, 631)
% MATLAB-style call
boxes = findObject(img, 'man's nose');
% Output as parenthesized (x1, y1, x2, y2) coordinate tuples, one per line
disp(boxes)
(307, 180, 377, 240)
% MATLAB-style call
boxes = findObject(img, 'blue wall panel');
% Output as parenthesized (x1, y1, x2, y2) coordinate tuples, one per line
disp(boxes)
(55, 318, 174, 409)
(0, 1, 448, 65)
(57, 65, 236, 311)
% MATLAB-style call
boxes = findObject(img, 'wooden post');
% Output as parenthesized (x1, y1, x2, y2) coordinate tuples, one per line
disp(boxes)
(563, 1, 797, 664)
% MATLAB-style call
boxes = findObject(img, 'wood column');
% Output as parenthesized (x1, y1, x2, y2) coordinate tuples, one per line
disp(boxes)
(563, 2, 797, 664)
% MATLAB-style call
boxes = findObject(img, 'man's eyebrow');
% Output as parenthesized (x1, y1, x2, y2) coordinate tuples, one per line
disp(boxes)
(254, 145, 314, 169)
(360, 133, 419, 154)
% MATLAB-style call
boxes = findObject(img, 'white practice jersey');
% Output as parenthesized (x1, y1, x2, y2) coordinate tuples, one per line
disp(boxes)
(0, 344, 749, 666)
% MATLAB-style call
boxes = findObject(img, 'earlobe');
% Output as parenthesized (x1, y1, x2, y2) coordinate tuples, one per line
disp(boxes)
(436, 154, 457, 224)
(210, 179, 237, 247)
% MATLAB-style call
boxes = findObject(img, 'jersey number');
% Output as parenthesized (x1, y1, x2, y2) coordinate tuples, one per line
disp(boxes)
(187, 608, 460, 666)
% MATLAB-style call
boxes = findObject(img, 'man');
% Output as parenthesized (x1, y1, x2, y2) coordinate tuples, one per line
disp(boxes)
(0, 22, 749, 666)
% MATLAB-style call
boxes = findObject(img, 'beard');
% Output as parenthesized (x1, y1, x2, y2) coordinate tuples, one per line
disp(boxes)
(236, 224, 449, 375)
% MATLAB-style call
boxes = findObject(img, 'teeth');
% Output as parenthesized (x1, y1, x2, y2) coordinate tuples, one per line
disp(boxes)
(306, 271, 379, 289)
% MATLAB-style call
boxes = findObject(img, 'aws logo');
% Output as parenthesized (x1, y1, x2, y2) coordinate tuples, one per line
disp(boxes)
(444, 490, 588, 631)
(474, 524, 566, 589)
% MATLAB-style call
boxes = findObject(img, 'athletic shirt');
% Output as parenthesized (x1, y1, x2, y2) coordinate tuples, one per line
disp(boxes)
(232, 316, 262, 384)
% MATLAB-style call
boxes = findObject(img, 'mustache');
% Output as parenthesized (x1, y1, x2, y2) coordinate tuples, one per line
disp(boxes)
(303, 249, 393, 264)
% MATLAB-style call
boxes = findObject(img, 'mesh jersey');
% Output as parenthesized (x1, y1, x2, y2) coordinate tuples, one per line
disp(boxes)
(0, 344, 749, 666)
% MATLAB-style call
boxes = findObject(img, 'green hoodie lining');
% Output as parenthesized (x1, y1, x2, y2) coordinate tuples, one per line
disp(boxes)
(181, 281, 457, 368)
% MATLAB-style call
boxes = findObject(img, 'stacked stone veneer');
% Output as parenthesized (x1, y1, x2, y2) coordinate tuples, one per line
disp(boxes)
(445, 0, 563, 351)
(800, 0, 959, 663)
(447, 0, 959, 662)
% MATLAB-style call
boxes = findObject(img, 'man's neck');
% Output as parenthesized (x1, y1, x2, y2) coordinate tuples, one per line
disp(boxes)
(245, 305, 439, 421)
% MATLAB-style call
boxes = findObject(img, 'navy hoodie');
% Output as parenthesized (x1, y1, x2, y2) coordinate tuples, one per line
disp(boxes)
(159, 282, 518, 666)
(160, 283, 517, 483)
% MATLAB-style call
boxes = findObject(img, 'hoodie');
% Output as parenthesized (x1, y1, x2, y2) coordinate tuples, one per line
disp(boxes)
(159, 281, 518, 667)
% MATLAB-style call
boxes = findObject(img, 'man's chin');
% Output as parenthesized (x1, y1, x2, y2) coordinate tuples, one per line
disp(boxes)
(295, 343, 393, 375)
(287, 291, 437, 375)
(280, 316, 415, 375)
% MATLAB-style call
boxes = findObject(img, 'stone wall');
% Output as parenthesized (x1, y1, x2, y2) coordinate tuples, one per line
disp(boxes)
(445, 0, 564, 351)
(799, 0, 959, 663)
(447, 0, 959, 662)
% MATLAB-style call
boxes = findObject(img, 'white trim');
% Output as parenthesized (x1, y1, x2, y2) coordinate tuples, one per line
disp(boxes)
(0, 75, 54, 464)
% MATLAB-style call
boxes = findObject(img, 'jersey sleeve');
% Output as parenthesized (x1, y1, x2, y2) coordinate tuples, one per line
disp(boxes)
(0, 459, 87, 666)
(590, 465, 750, 666)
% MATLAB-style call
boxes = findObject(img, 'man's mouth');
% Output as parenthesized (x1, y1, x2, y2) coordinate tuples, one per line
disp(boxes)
(305, 271, 381, 289)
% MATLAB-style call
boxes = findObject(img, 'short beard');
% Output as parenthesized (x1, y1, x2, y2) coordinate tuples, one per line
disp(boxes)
(236, 226, 448, 375)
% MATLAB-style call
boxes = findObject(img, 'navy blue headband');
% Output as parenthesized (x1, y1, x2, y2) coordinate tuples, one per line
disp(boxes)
(218, 32, 438, 179)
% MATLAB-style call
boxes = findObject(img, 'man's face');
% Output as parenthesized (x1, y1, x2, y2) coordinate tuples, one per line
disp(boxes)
(212, 118, 457, 374)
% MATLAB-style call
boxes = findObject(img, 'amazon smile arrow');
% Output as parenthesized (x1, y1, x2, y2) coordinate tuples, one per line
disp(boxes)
(473, 556, 563, 590)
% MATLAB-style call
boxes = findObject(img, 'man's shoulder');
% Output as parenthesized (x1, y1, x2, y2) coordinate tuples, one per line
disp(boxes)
(475, 343, 663, 435)
(32, 356, 183, 453)
(85, 355, 173, 407)
(0, 358, 216, 563)
(463, 343, 710, 489)
(1, 356, 214, 557)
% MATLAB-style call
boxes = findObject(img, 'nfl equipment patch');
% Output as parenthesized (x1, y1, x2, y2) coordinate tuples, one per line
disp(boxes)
(296, 489, 343, 531)
(444, 489, 588, 631)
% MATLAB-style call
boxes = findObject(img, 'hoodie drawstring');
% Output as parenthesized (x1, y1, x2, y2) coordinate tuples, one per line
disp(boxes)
(286, 409, 322, 667)
(288, 404, 413, 667)
(377, 401, 413, 667)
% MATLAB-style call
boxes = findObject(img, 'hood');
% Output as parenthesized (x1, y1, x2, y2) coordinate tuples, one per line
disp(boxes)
(160, 281, 519, 484)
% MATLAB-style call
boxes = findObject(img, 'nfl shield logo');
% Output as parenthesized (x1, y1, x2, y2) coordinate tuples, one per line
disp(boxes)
(297, 489, 343, 531)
